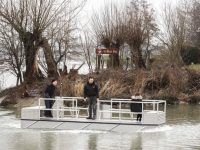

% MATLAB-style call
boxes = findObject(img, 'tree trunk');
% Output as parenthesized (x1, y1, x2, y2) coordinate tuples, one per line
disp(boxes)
(19, 71, 23, 84)
(137, 48, 146, 69)
(109, 44, 120, 69)
(22, 32, 58, 85)
(63, 64, 68, 75)
(23, 32, 44, 84)
(16, 71, 23, 86)
(131, 54, 134, 69)
(40, 37, 58, 78)
(16, 76, 19, 86)
(113, 54, 119, 69)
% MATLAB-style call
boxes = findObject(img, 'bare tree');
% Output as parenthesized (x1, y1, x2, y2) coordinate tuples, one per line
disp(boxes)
(39, 15, 81, 76)
(0, 0, 85, 84)
(188, 0, 200, 47)
(91, 1, 127, 69)
(0, 25, 25, 86)
(126, 0, 158, 69)
(79, 28, 95, 73)
(157, 0, 191, 64)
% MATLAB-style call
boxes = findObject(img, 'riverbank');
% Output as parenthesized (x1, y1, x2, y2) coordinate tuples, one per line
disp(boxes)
(0, 95, 44, 108)
(1, 66, 200, 107)
(0, 84, 45, 108)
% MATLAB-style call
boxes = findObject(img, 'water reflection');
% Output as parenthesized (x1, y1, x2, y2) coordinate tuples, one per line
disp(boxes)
(130, 134, 142, 150)
(11, 131, 42, 150)
(88, 134, 98, 150)
(41, 133, 55, 150)
(166, 104, 200, 125)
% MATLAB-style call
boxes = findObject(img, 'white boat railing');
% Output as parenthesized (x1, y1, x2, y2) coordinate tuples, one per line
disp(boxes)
(98, 99, 166, 123)
(38, 98, 79, 120)
(111, 98, 166, 113)
(55, 97, 88, 117)
(36, 97, 166, 124)
(55, 96, 84, 109)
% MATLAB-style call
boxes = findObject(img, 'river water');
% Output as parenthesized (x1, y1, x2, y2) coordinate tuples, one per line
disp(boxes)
(0, 104, 200, 150)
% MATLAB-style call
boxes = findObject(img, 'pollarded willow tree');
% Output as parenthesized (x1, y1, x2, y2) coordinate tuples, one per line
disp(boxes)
(0, 0, 85, 84)
(40, 13, 81, 77)
(91, 0, 157, 70)
(157, 0, 191, 64)
(126, 0, 158, 69)
(189, 0, 200, 47)
(91, 1, 128, 69)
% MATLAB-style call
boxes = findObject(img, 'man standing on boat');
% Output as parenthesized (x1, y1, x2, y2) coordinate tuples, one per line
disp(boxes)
(43, 79, 57, 117)
(84, 77, 99, 120)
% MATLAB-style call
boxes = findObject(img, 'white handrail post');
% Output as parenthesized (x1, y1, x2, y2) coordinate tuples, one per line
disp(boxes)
(97, 99, 99, 119)
(153, 100, 155, 111)
(98, 100, 100, 120)
(157, 102, 159, 113)
(72, 98, 75, 116)
(142, 101, 143, 123)
(111, 98, 113, 119)
(39, 98, 41, 119)
(57, 98, 59, 120)
(119, 101, 121, 121)
(76, 99, 77, 119)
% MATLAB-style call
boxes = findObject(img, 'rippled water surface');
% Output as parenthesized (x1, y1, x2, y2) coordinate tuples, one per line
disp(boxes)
(0, 104, 200, 150)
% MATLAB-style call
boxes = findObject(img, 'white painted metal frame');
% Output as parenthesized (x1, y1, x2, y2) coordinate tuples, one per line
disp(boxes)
(36, 97, 166, 123)
(98, 99, 166, 123)
(111, 98, 166, 110)
(55, 97, 89, 117)
(38, 98, 79, 120)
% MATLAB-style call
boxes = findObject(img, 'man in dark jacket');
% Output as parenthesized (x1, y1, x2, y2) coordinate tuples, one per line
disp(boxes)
(84, 77, 99, 120)
(43, 79, 57, 117)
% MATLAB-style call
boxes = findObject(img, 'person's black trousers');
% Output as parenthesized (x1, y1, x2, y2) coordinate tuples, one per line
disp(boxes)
(44, 100, 53, 116)
(137, 114, 142, 121)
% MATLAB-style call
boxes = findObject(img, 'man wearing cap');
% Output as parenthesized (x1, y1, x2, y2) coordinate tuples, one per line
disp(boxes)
(43, 79, 57, 117)
(84, 77, 99, 120)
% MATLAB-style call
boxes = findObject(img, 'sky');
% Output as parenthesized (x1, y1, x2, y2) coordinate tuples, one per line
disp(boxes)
(81, 0, 178, 20)
(83, 0, 162, 14)
(77, 0, 179, 34)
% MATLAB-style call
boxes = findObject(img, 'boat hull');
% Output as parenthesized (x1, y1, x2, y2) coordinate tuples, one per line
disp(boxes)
(21, 118, 163, 132)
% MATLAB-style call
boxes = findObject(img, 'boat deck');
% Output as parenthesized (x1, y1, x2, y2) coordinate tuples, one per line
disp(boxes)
(21, 97, 166, 132)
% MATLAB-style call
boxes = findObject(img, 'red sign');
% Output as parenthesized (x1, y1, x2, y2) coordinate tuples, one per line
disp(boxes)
(96, 49, 119, 54)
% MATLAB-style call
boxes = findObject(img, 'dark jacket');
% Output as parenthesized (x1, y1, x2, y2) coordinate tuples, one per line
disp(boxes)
(43, 83, 55, 98)
(84, 81, 99, 98)
(130, 96, 142, 112)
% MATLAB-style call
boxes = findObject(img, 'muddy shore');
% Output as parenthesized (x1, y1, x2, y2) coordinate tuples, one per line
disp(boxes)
(0, 96, 45, 108)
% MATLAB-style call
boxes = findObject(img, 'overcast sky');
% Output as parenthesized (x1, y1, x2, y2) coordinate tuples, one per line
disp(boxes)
(78, 0, 179, 28)
(83, 0, 177, 14)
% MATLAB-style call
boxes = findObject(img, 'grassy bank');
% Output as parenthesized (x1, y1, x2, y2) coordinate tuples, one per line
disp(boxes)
(1, 64, 200, 106)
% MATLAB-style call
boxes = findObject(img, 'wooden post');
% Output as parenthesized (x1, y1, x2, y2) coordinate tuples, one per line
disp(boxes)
(107, 60, 110, 69)
(101, 59, 104, 69)
(96, 54, 97, 71)
(111, 54, 113, 70)
(120, 59, 122, 69)
(98, 55, 101, 70)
